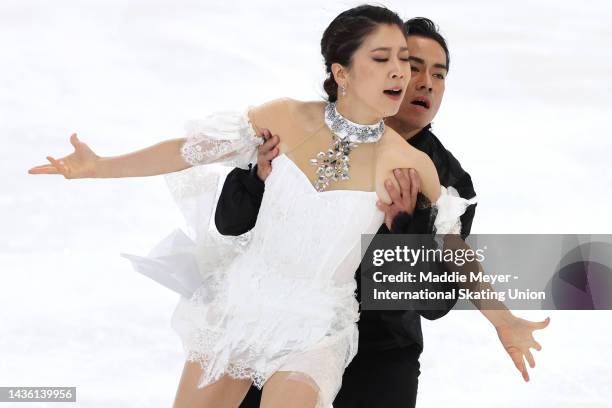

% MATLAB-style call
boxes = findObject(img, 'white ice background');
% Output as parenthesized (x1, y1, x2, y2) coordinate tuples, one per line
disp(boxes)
(1, 0, 611, 407)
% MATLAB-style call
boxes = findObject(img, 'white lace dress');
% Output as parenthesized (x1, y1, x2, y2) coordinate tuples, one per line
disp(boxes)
(122, 110, 477, 408)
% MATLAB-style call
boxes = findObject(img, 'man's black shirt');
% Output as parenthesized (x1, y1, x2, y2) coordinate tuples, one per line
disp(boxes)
(214, 124, 477, 353)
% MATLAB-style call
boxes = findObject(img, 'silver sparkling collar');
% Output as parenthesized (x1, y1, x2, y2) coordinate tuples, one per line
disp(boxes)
(324, 102, 385, 143)
(308, 103, 384, 192)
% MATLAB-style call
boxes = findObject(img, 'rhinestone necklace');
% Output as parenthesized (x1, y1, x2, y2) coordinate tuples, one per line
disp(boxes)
(309, 102, 384, 192)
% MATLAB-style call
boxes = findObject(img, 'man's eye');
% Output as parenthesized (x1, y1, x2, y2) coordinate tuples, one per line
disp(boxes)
(373, 58, 388, 62)
(411, 66, 419, 72)
(434, 73, 445, 79)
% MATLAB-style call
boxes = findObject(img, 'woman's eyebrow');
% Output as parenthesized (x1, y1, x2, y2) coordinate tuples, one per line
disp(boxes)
(370, 46, 410, 52)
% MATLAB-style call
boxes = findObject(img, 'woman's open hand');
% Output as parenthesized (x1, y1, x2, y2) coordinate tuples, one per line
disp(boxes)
(495, 315, 550, 382)
(28, 133, 100, 179)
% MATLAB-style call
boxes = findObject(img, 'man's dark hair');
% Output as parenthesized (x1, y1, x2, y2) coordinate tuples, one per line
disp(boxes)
(404, 17, 450, 70)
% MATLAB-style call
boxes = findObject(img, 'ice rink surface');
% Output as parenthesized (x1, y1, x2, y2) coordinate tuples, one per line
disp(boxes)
(1, 0, 611, 406)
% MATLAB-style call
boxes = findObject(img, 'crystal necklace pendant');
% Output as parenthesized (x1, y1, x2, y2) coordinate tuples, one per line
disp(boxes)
(308, 102, 384, 192)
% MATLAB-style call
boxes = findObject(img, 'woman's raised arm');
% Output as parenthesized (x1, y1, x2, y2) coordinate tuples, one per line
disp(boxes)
(28, 133, 190, 179)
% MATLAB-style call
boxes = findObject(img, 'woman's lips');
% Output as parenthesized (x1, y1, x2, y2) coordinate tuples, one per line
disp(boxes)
(383, 88, 403, 101)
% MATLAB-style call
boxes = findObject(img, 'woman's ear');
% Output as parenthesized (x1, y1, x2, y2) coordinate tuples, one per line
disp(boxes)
(331, 62, 348, 89)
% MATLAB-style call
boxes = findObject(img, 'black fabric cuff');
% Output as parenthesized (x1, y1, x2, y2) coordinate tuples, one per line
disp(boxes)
(390, 204, 436, 234)
(241, 164, 265, 200)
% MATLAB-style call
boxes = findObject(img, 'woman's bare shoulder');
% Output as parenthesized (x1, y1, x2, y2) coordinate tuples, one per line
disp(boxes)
(248, 98, 324, 131)
(248, 98, 293, 127)
(287, 99, 326, 128)
(376, 127, 441, 202)
(377, 127, 421, 157)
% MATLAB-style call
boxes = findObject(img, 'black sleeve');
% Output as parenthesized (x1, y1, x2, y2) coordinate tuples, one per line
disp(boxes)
(390, 201, 459, 321)
(454, 170, 477, 239)
(214, 164, 265, 236)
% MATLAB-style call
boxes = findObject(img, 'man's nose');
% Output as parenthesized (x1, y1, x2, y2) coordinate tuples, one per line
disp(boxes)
(417, 70, 433, 92)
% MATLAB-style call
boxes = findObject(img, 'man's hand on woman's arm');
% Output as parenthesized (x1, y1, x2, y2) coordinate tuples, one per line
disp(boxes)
(214, 129, 280, 235)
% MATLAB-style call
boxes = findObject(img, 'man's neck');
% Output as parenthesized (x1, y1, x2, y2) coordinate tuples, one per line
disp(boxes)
(384, 117, 424, 141)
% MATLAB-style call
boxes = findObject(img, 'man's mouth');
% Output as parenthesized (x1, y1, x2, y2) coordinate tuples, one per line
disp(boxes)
(410, 96, 431, 110)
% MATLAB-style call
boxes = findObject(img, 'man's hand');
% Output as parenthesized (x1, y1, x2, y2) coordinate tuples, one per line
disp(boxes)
(376, 168, 420, 230)
(256, 128, 280, 182)
(495, 315, 550, 382)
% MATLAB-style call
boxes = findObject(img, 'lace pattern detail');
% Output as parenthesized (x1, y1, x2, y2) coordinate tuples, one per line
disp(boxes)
(180, 109, 262, 169)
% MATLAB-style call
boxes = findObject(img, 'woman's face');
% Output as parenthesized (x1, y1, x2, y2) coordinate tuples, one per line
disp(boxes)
(341, 24, 411, 119)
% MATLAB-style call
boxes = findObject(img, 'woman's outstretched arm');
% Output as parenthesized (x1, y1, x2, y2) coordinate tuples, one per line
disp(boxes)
(28, 133, 190, 179)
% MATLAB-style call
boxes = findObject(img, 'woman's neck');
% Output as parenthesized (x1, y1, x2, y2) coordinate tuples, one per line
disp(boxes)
(335, 98, 382, 125)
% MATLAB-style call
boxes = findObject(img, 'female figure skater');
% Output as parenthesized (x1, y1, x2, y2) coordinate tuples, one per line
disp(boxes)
(28, 5, 545, 408)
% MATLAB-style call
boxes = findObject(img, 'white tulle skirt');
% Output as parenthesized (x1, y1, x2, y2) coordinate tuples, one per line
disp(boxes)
(122, 165, 359, 408)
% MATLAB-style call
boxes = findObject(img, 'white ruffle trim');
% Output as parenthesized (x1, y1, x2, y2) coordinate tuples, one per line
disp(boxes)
(433, 185, 477, 236)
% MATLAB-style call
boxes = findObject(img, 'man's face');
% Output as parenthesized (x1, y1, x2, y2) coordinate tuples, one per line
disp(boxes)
(393, 35, 448, 130)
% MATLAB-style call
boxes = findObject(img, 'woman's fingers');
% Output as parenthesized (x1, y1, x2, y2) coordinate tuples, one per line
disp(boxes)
(30, 163, 53, 170)
(47, 156, 68, 177)
(69, 133, 79, 149)
(28, 165, 59, 174)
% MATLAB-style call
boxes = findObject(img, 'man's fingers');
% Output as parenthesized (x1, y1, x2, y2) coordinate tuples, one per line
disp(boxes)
(525, 350, 536, 369)
(260, 128, 271, 140)
(531, 317, 551, 330)
(263, 147, 278, 161)
(409, 168, 420, 203)
(393, 168, 411, 199)
(376, 200, 392, 213)
(508, 349, 529, 382)
(269, 134, 280, 147)
(385, 178, 401, 204)
(531, 340, 542, 351)
(260, 135, 280, 153)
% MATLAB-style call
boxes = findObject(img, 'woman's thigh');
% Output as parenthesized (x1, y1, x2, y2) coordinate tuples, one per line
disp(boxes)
(260, 371, 319, 408)
(173, 360, 252, 408)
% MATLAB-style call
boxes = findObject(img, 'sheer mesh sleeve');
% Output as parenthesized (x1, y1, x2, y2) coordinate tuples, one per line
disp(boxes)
(180, 109, 263, 169)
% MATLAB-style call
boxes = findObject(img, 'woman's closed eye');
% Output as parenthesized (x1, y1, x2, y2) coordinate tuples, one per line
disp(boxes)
(373, 58, 411, 63)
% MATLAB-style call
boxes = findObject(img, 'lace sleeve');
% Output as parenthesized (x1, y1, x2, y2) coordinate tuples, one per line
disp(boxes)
(433, 186, 478, 236)
(180, 109, 263, 169)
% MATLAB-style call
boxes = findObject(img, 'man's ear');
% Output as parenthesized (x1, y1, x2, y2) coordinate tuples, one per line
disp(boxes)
(331, 62, 348, 89)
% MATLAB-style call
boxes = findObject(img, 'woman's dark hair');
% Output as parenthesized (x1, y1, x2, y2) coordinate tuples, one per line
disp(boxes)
(404, 17, 450, 70)
(321, 5, 406, 102)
